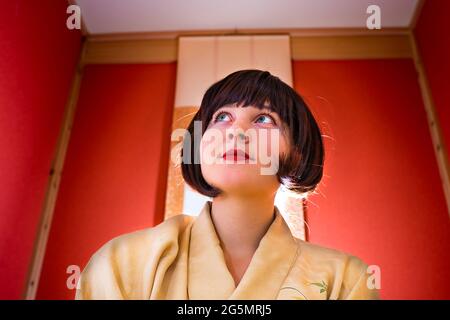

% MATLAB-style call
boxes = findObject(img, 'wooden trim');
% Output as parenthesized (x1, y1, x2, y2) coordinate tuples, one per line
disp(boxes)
(409, 31, 450, 217)
(23, 39, 87, 300)
(302, 198, 309, 242)
(82, 32, 413, 65)
(164, 107, 199, 221)
(287, 27, 409, 37)
(409, 0, 426, 30)
(87, 27, 410, 42)
(291, 34, 413, 60)
(82, 38, 177, 65)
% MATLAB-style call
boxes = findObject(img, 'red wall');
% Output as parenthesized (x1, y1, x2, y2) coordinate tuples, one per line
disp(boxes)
(294, 59, 450, 299)
(414, 0, 450, 160)
(0, 1, 81, 299)
(36, 63, 177, 299)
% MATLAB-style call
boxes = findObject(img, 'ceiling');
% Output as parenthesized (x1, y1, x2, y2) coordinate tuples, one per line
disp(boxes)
(74, 0, 420, 35)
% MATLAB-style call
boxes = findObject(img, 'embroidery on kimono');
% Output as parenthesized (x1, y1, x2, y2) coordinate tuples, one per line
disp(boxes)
(279, 286, 309, 300)
(307, 280, 328, 294)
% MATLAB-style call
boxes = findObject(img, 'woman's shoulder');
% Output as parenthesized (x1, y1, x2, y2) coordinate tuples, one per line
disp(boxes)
(76, 214, 196, 299)
(291, 239, 378, 299)
(296, 238, 347, 256)
(293, 238, 372, 282)
(92, 213, 195, 259)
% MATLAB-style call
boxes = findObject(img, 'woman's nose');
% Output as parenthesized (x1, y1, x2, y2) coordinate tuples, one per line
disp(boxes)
(227, 130, 249, 143)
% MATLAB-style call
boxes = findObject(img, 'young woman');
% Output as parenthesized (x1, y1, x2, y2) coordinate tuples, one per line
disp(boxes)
(76, 70, 379, 300)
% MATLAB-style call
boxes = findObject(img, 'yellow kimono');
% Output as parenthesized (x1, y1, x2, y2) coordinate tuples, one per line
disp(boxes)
(75, 201, 379, 300)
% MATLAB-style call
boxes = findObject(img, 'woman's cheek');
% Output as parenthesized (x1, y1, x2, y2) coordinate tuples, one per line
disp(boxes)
(278, 134, 288, 156)
(200, 128, 226, 165)
(255, 128, 281, 158)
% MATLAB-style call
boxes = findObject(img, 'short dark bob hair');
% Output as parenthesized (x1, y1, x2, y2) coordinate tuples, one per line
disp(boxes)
(181, 69, 324, 198)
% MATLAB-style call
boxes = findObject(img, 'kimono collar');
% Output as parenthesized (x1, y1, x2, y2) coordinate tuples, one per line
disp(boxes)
(188, 200, 300, 299)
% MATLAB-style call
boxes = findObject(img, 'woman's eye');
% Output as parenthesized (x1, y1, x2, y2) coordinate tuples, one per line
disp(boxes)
(214, 112, 231, 122)
(255, 114, 275, 125)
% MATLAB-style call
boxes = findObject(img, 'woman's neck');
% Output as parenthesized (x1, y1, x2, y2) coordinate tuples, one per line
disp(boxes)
(210, 193, 277, 255)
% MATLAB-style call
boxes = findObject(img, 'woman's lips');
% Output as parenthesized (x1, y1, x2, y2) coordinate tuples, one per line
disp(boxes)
(222, 149, 250, 161)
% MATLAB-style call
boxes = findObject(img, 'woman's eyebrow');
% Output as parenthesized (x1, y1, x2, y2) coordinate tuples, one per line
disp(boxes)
(213, 105, 280, 120)
(218, 105, 275, 112)
(257, 106, 281, 119)
(259, 106, 276, 114)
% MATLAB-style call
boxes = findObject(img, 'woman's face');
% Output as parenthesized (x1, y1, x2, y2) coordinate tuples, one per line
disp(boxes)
(200, 103, 290, 197)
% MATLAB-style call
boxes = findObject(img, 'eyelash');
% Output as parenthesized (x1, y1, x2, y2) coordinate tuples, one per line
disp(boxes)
(212, 111, 277, 125)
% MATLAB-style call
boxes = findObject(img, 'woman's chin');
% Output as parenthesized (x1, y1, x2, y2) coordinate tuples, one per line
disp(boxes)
(205, 168, 258, 182)
(207, 175, 279, 195)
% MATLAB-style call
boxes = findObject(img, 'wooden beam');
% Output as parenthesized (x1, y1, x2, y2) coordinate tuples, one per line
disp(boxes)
(409, 31, 450, 217)
(87, 27, 409, 42)
(291, 34, 413, 60)
(23, 39, 88, 300)
(82, 38, 177, 65)
(82, 30, 412, 64)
